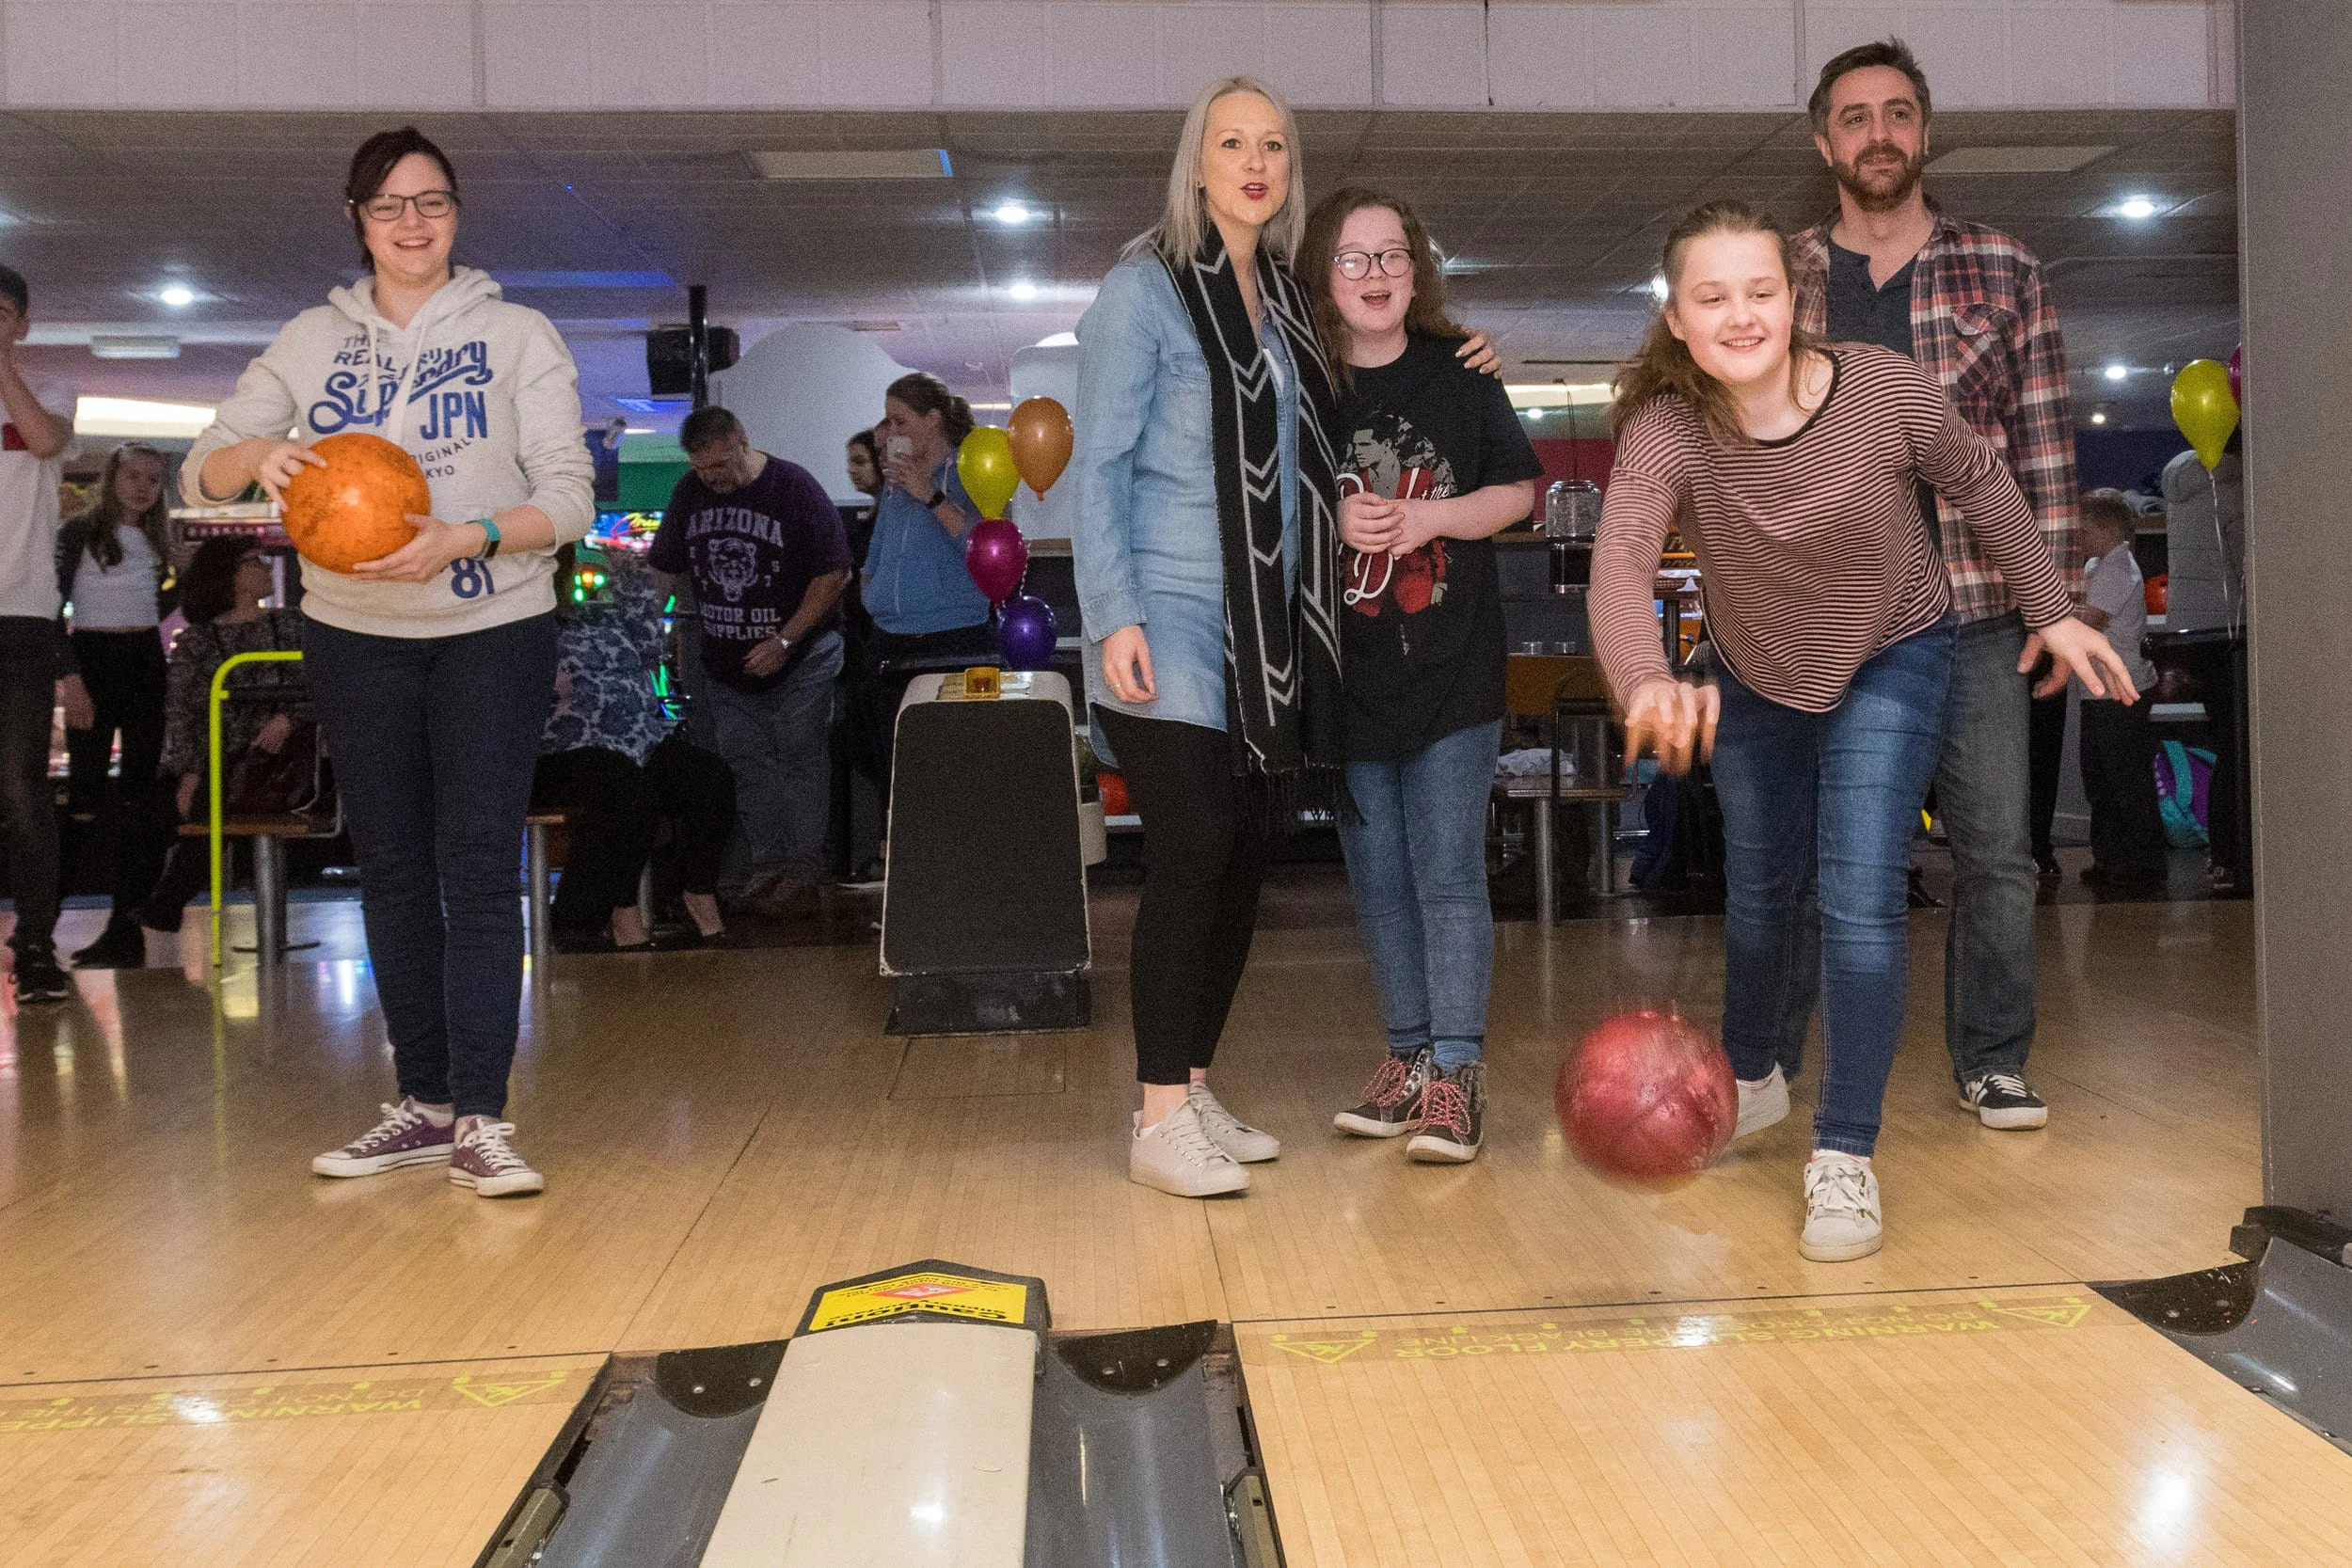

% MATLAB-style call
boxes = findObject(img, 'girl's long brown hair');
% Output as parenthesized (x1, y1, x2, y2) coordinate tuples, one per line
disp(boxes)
(1611, 200, 1824, 448)
(77, 442, 172, 571)
(1300, 187, 1467, 386)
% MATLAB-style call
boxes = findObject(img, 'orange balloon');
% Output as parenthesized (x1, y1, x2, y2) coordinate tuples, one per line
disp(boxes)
(279, 433, 429, 574)
(1009, 396, 1073, 496)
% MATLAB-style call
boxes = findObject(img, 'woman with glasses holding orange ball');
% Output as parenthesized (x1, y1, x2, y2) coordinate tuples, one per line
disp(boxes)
(186, 125, 593, 1200)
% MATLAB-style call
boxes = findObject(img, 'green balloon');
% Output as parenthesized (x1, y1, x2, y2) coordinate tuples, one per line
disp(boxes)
(2170, 358, 2239, 471)
(957, 426, 1021, 519)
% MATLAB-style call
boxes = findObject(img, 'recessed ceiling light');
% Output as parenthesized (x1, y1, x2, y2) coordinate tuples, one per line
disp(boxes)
(2117, 196, 2158, 220)
(1648, 275, 1668, 303)
(2090, 411, 2107, 425)
(993, 202, 1032, 225)
(1008, 281, 1039, 302)
(158, 285, 195, 308)
(2104, 363, 2129, 382)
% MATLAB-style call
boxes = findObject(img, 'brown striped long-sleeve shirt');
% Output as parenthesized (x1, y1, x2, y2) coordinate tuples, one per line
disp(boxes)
(1593, 345, 2072, 715)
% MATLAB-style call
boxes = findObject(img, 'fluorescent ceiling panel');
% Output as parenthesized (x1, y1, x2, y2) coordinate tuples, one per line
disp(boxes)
(75, 395, 215, 437)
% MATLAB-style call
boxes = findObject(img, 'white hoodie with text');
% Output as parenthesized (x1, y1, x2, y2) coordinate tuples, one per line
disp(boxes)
(185, 266, 595, 639)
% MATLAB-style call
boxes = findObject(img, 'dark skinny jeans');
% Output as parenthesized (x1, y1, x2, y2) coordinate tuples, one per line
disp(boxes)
(306, 612, 556, 1119)
(1094, 707, 1267, 1086)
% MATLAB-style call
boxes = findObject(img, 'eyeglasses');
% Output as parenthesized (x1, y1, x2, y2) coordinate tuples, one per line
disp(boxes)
(1334, 247, 1414, 280)
(351, 190, 459, 222)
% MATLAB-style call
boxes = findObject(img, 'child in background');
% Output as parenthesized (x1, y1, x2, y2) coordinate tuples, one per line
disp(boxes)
(2075, 489, 2168, 887)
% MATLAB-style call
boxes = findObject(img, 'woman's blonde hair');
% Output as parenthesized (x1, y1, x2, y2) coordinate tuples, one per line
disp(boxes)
(1612, 200, 1824, 449)
(1128, 76, 1307, 263)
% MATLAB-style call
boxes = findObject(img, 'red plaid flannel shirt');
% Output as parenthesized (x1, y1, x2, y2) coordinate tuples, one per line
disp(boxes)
(1791, 204, 2083, 621)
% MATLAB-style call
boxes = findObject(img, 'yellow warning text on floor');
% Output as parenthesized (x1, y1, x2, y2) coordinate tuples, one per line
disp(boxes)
(0, 1368, 576, 1435)
(807, 1271, 1030, 1332)
(1254, 1295, 2112, 1370)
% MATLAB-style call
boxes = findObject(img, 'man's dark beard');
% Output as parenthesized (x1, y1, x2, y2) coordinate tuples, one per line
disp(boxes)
(1832, 141, 1926, 214)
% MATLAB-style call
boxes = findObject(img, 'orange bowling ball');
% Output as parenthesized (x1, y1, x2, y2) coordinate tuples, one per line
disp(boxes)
(1555, 1006, 1737, 1190)
(279, 433, 429, 573)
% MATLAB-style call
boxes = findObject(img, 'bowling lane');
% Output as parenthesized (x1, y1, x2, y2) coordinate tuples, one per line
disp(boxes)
(0, 1354, 597, 1568)
(1238, 1289, 2352, 1567)
(1194, 907, 2258, 1322)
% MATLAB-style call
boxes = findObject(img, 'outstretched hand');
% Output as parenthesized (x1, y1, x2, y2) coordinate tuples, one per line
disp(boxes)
(2021, 619, 2139, 704)
(1620, 677, 1719, 777)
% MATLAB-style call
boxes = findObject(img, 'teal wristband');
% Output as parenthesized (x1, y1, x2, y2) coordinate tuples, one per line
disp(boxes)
(474, 517, 501, 560)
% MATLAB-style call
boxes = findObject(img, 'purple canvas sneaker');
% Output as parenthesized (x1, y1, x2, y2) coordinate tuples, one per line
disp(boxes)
(311, 1098, 455, 1178)
(450, 1117, 545, 1198)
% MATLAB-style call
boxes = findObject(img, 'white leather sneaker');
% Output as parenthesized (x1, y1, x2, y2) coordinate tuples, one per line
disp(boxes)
(1736, 1065, 1790, 1138)
(1186, 1084, 1279, 1163)
(1800, 1152, 1882, 1261)
(1130, 1102, 1250, 1197)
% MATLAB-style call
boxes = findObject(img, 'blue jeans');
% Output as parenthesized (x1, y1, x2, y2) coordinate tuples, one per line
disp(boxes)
(705, 630, 844, 891)
(1770, 612, 2039, 1087)
(306, 612, 557, 1119)
(1713, 620, 1955, 1158)
(1338, 720, 1501, 1072)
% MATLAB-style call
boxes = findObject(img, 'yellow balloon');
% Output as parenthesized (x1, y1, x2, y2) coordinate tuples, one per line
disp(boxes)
(957, 426, 1021, 519)
(2170, 358, 2239, 471)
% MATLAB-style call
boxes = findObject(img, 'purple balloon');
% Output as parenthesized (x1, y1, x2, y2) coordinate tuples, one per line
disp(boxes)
(964, 516, 1028, 606)
(997, 594, 1057, 671)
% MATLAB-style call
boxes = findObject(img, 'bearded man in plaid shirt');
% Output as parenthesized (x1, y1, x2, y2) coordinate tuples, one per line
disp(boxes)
(1774, 38, 2083, 1133)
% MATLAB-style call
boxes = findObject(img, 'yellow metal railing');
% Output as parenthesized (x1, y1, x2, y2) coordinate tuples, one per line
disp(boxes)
(206, 649, 304, 967)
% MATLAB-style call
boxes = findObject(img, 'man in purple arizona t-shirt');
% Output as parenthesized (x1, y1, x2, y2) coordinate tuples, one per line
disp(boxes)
(649, 406, 850, 913)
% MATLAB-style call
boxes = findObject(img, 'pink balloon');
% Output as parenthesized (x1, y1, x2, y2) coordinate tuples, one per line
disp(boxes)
(964, 516, 1028, 606)
(2229, 345, 2243, 405)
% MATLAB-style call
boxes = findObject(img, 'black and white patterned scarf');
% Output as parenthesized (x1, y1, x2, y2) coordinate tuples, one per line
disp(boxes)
(1157, 228, 1346, 784)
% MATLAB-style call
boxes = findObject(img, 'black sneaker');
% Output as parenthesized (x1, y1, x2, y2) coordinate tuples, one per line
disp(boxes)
(1960, 1070, 2048, 1131)
(2034, 850, 2061, 879)
(1333, 1048, 1433, 1138)
(72, 915, 148, 970)
(1408, 1062, 1486, 1163)
(12, 946, 69, 1005)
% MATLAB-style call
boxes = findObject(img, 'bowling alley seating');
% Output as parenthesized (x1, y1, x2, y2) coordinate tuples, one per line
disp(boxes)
(1494, 652, 1630, 925)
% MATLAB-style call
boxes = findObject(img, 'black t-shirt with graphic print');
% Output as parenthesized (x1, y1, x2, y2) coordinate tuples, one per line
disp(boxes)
(1339, 331, 1545, 763)
(649, 454, 851, 694)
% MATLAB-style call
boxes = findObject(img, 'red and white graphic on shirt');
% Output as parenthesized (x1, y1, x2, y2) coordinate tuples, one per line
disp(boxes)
(1343, 412, 1454, 620)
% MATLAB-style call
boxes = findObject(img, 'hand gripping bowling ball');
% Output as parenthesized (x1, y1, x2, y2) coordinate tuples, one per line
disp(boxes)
(279, 433, 430, 573)
(1555, 1007, 1737, 1190)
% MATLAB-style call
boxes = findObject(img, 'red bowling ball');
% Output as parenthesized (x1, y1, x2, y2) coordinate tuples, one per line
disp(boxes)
(1555, 1007, 1737, 1190)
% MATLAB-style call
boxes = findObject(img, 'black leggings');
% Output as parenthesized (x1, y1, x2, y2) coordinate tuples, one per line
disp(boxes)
(1094, 708, 1267, 1085)
(532, 736, 737, 928)
(67, 628, 166, 816)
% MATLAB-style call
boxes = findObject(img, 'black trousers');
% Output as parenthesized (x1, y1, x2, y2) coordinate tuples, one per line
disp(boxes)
(66, 628, 166, 816)
(0, 617, 60, 952)
(532, 736, 738, 927)
(532, 747, 657, 929)
(2026, 689, 2068, 861)
(2171, 635, 2249, 888)
(1095, 707, 1267, 1085)
(2079, 696, 2169, 877)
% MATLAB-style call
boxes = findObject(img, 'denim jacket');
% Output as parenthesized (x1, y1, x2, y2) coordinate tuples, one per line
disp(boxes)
(1072, 254, 1299, 736)
(866, 457, 993, 637)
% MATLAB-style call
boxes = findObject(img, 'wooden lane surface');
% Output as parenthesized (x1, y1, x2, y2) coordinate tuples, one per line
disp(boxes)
(1239, 1288, 2352, 1566)
(0, 1354, 597, 1568)
(0, 895, 2305, 1565)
